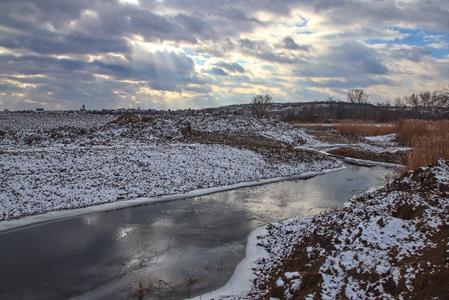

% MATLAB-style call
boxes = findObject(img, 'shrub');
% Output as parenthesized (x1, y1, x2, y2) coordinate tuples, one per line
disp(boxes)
(251, 94, 272, 118)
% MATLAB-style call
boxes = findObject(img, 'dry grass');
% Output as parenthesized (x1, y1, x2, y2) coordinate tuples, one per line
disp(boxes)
(334, 121, 398, 136)
(332, 119, 449, 169)
(407, 134, 449, 170)
(397, 120, 449, 170)
(396, 120, 447, 146)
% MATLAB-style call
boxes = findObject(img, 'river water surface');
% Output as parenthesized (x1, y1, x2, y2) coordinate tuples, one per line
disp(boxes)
(0, 164, 393, 300)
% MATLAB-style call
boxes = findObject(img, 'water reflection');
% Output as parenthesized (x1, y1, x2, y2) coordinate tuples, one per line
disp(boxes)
(0, 165, 393, 300)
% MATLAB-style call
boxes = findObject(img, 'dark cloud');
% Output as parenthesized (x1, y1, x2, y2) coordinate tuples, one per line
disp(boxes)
(0, 44, 198, 111)
(0, 0, 447, 109)
(279, 37, 311, 52)
(216, 62, 245, 73)
(0, 49, 196, 91)
(239, 38, 306, 64)
(0, 31, 129, 55)
(0, 0, 287, 56)
(297, 76, 394, 89)
(281, 37, 301, 50)
(210, 67, 228, 76)
(312, 0, 449, 33)
(385, 46, 432, 62)
(298, 42, 388, 77)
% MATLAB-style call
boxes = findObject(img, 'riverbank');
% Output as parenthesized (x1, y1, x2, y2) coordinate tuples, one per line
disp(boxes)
(0, 111, 348, 222)
(0, 143, 340, 222)
(0, 166, 344, 233)
(200, 159, 448, 299)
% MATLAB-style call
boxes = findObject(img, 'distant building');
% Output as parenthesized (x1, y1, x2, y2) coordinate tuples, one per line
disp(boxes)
(36, 108, 44, 112)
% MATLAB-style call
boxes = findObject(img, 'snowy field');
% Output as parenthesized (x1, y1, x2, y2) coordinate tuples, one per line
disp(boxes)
(0, 112, 115, 132)
(0, 111, 319, 148)
(2, 111, 407, 223)
(307, 133, 409, 154)
(0, 111, 337, 220)
(0, 143, 340, 221)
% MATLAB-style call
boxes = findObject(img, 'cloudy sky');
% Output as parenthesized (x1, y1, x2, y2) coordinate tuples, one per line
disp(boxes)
(0, 0, 448, 110)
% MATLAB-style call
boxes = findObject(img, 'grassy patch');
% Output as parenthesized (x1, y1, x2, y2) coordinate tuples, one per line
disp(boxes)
(299, 119, 449, 169)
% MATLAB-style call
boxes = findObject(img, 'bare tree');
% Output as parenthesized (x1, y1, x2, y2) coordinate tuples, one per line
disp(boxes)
(432, 88, 449, 108)
(405, 93, 419, 107)
(394, 97, 404, 107)
(440, 88, 449, 107)
(347, 89, 369, 104)
(419, 91, 432, 108)
(251, 94, 272, 118)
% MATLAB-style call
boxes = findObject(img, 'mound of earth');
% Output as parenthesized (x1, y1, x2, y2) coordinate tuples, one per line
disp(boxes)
(251, 160, 449, 299)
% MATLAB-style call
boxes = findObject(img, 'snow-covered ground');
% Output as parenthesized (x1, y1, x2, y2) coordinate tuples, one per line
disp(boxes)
(0, 111, 114, 132)
(0, 111, 339, 221)
(0, 111, 410, 223)
(188, 114, 319, 145)
(0, 111, 319, 148)
(364, 133, 397, 144)
(0, 143, 340, 221)
(361, 133, 411, 153)
(307, 133, 410, 155)
(201, 160, 449, 299)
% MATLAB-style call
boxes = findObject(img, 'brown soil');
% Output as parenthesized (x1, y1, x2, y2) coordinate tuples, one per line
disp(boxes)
(184, 131, 329, 164)
(306, 128, 360, 144)
(406, 225, 449, 299)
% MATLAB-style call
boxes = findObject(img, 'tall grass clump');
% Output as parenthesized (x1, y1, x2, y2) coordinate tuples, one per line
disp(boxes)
(335, 121, 398, 136)
(397, 120, 449, 169)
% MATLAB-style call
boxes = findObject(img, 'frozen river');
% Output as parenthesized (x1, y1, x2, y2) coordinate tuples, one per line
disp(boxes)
(0, 164, 393, 299)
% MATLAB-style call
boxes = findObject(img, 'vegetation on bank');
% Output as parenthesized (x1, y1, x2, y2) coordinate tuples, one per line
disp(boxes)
(397, 120, 449, 170)
(331, 119, 449, 170)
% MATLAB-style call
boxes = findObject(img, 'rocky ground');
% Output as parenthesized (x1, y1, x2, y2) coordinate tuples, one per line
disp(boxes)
(249, 160, 448, 299)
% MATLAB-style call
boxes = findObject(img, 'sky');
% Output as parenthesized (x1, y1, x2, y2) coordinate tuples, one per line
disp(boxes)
(0, 0, 448, 110)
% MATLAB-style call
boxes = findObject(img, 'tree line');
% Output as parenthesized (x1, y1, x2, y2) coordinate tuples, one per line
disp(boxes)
(250, 87, 449, 122)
